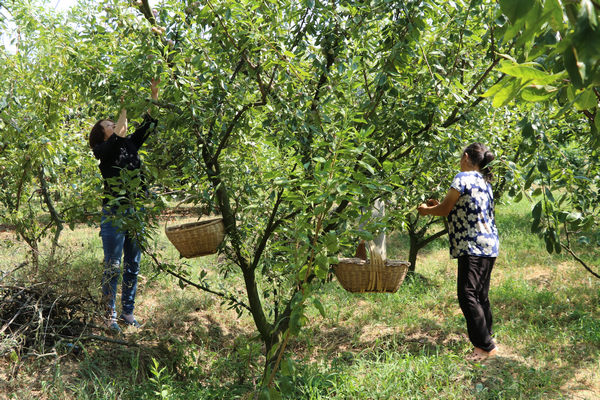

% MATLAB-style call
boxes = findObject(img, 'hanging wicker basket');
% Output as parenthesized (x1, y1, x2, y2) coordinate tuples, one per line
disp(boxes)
(165, 217, 225, 258)
(333, 242, 410, 293)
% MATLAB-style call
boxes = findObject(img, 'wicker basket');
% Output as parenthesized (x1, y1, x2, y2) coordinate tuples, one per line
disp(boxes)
(165, 217, 225, 258)
(333, 242, 410, 293)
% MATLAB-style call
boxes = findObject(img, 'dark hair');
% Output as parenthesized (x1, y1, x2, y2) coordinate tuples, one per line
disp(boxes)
(464, 142, 495, 182)
(89, 119, 108, 149)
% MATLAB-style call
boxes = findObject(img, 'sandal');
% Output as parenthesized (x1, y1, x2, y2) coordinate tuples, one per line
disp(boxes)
(466, 347, 496, 362)
(466, 351, 488, 362)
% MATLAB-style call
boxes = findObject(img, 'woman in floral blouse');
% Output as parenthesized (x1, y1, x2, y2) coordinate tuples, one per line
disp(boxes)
(417, 142, 499, 361)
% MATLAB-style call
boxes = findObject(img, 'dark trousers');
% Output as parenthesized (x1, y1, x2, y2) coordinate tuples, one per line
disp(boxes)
(457, 255, 496, 352)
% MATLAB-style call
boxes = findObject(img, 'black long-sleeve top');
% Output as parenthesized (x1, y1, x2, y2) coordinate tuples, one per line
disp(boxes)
(93, 113, 157, 205)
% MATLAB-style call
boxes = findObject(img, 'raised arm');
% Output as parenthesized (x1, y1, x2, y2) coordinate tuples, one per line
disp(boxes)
(130, 113, 158, 148)
(114, 108, 128, 138)
(130, 78, 160, 148)
(417, 188, 460, 217)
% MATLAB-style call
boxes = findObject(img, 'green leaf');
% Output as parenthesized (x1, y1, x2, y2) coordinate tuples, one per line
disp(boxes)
(516, 2, 546, 47)
(580, 0, 598, 29)
(573, 88, 597, 111)
(358, 160, 375, 175)
(555, 239, 562, 254)
(545, 187, 555, 203)
(499, 0, 537, 24)
(545, 232, 554, 254)
(544, 0, 564, 30)
(280, 358, 295, 376)
(266, 342, 280, 361)
(278, 376, 294, 393)
(520, 85, 557, 102)
(312, 297, 326, 318)
(481, 78, 508, 98)
(537, 157, 550, 177)
(563, 46, 584, 89)
(497, 61, 562, 85)
(324, 232, 339, 253)
(532, 201, 542, 221)
(531, 217, 541, 234)
(289, 307, 306, 335)
(258, 387, 271, 400)
(495, 79, 523, 107)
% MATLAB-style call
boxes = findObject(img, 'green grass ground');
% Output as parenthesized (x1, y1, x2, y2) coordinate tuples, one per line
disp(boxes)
(0, 200, 599, 399)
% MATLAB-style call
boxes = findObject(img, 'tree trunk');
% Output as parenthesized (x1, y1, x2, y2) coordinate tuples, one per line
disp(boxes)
(408, 230, 420, 273)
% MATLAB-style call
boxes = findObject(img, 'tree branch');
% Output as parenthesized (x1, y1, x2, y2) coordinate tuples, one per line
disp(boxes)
(561, 222, 600, 279)
(420, 227, 448, 247)
(147, 252, 252, 311)
(38, 167, 64, 261)
(250, 189, 284, 271)
(138, 0, 156, 25)
(441, 30, 507, 128)
(148, 99, 182, 113)
(560, 243, 600, 279)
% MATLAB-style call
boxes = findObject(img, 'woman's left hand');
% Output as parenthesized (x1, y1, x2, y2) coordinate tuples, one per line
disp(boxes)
(417, 204, 429, 216)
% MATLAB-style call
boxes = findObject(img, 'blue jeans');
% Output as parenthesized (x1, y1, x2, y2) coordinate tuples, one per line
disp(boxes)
(100, 206, 141, 319)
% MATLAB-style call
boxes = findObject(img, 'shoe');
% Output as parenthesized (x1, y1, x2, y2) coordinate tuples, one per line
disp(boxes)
(119, 314, 141, 328)
(105, 321, 122, 334)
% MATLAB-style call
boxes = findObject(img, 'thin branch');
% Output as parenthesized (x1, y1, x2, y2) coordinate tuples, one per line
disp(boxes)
(15, 158, 31, 212)
(147, 252, 252, 312)
(441, 30, 508, 128)
(211, 103, 251, 163)
(250, 189, 284, 271)
(561, 222, 600, 279)
(148, 99, 182, 113)
(362, 67, 373, 101)
(420, 228, 448, 248)
(206, 0, 243, 54)
(581, 109, 594, 122)
(560, 243, 600, 279)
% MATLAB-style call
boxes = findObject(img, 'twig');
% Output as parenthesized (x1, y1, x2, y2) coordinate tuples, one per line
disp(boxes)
(146, 252, 251, 312)
(65, 334, 138, 347)
(0, 307, 24, 334)
(0, 262, 28, 282)
(561, 243, 600, 279)
(148, 99, 182, 113)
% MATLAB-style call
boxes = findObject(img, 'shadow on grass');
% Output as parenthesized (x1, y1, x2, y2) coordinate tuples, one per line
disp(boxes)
(475, 278, 600, 399)
(69, 314, 261, 399)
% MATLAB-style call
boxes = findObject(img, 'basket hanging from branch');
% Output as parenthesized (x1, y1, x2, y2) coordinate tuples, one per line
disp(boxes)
(165, 217, 225, 258)
(333, 241, 410, 293)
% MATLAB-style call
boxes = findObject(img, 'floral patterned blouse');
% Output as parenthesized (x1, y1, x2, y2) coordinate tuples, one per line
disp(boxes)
(448, 171, 499, 258)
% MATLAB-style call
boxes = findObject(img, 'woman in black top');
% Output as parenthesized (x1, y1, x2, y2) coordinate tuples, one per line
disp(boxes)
(88, 79, 159, 332)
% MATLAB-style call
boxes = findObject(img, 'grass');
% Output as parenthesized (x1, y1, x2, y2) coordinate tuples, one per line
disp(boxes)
(1, 200, 599, 399)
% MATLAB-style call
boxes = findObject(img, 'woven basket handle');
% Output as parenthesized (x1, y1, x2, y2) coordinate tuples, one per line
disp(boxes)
(164, 195, 195, 231)
(367, 241, 385, 291)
